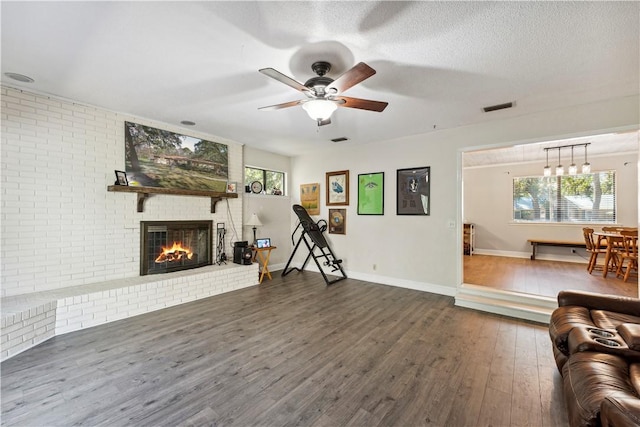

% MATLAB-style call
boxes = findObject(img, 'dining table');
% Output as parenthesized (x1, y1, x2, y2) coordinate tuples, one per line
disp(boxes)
(593, 231, 625, 278)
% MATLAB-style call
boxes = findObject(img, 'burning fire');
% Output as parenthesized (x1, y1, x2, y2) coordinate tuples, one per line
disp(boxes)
(155, 242, 194, 263)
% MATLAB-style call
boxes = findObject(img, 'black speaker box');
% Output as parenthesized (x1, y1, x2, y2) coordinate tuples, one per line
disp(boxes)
(234, 246, 253, 265)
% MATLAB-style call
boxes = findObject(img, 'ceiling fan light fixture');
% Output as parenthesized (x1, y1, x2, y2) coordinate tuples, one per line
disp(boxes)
(302, 99, 337, 121)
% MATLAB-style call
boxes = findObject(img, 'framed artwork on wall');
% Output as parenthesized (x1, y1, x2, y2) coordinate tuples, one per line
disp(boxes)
(326, 170, 349, 206)
(124, 121, 229, 192)
(397, 166, 430, 215)
(300, 183, 320, 215)
(329, 209, 346, 234)
(357, 172, 384, 215)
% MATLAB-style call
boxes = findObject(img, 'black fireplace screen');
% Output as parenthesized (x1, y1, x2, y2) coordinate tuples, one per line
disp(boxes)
(141, 221, 213, 275)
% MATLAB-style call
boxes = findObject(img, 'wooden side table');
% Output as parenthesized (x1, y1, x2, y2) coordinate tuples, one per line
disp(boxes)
(253, 246, 276, 284)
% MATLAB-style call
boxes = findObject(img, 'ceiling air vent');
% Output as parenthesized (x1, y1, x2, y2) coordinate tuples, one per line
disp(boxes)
(483, 102, 514, 113)
(331, 137, 349, 143)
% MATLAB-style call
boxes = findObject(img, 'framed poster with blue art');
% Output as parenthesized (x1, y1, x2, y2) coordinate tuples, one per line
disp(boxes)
(358, 172, 384, 215)
(397, 166, 430, 215)
(326, 170, 349, 206)
(124, 121, 228, 192)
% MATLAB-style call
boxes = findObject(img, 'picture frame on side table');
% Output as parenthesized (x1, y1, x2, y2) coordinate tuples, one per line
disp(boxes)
(357, 172, 384, 215)
(329, 209, 346, 234)
(397, 166, 430, 215)
(326, 170, 349, 206)
(115, 170, 128, 186)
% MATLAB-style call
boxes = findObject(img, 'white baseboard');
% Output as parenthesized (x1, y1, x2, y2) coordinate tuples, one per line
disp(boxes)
(285, 263, 456, 297)
(474, 248, 588, 264)
(348, 271, 457, 297)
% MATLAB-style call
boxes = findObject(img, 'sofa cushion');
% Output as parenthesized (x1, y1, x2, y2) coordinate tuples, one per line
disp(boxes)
(563, 352, 636, 427)
(558, 291, 640, 316)
(591, 310, 640, 330)
(601, 391, 640, 427)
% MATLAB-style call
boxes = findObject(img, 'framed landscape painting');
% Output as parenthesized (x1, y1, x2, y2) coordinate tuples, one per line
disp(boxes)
(357, 172, 384, 215)
(397, 166, 430, 215)
(124, 121, 228, 192)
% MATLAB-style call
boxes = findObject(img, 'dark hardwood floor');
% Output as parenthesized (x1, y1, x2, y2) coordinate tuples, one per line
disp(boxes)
(464, 255, 638, 298)
(1, 272, 568, 426)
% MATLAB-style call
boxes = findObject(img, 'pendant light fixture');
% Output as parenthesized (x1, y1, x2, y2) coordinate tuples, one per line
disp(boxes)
(582, 144, 591, 174)
(568, 146, 578, 175)
(543, 149, 551, 177)
(555, 147, 564, 176)
(543, 143, 591, 177)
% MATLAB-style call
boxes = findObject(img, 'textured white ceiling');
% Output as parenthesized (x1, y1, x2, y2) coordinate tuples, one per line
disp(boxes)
(463, 130, 639, 168)
(2, 1, 639, 156)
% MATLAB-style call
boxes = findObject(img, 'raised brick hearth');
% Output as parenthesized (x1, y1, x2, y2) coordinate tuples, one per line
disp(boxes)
(1, 263, 258, 361)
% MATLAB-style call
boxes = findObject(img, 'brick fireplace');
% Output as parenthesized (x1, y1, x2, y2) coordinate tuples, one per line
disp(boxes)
(140, 221, 213, 275)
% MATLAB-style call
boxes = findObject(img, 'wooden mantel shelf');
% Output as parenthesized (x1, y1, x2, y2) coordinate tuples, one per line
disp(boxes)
(107, 185, 238, 213)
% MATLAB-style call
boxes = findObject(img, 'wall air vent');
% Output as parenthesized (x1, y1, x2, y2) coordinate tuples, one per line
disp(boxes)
(331, 137, 349, 143)
(483, 102, 514, 113)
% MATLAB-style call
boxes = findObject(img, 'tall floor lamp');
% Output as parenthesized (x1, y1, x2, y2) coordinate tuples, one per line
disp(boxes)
(246, 213, 262, 246)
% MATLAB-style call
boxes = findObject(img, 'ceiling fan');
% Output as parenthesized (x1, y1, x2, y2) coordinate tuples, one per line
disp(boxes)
(258, 61, 388, 126)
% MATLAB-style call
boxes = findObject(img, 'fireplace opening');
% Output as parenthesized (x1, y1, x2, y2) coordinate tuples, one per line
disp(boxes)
(141, 221, 213, 275)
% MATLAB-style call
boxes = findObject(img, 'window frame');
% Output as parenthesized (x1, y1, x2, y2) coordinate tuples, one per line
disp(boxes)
(512, 170, 617, 224)
(244, 166, 286, 196)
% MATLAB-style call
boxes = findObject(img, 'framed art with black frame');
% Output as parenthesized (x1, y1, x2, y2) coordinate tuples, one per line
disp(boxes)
(326, 170, 349, 206)
(357, 172, 384, 215)
(397, 166, 430, 215)
(115, 170, 128, 186)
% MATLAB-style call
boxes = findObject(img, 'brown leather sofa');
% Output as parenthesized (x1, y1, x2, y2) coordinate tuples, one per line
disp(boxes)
(549, 290, 640, 427)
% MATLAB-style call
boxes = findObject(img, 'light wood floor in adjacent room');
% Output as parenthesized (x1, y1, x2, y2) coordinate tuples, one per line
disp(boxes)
(1, 272, 568, 426)
(464, 254, 638, 298)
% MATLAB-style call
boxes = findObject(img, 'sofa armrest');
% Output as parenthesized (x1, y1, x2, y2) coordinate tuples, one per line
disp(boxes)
(618, 324, 640, 351)
(558, 290, 640, 316)
(601, 392, 640, 427)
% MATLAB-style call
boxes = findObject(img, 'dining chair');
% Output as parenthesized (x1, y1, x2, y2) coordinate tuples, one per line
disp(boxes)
(583, 227, 607, 274)
(601, 226, 625, 255)
(616, 230, 638, 282)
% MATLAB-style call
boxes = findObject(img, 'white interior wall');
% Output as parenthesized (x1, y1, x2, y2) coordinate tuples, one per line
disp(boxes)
(290, 95, 639, 294)
(1, 86, 244, 297)
(463, 152, 638, 258)
(243, 146, 292, 268)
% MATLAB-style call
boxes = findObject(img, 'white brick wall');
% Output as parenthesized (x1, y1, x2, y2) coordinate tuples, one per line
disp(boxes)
(1, 301, 57, 361)
(1, 85, 245, 297)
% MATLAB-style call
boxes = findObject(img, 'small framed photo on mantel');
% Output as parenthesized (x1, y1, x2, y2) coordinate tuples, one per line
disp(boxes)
(226, 182, 237, 193)
(114, 170, 128, 186)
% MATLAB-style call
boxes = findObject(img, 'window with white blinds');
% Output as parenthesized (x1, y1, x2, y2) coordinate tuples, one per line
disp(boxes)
(513, 171, 616, 223)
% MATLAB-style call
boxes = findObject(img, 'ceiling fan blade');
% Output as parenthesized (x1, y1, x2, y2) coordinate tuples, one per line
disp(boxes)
(259, 68, 311, 93)
(326, 62, 376, 94)
(258, 100, 303, 111)
(317, 118, 331, 127)
(335, 96, 388, 112)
